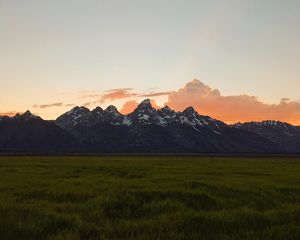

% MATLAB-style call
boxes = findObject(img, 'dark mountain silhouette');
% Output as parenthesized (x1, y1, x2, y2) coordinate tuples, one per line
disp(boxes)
(0, 99, 299, 154)
(0, 111, 78, 153)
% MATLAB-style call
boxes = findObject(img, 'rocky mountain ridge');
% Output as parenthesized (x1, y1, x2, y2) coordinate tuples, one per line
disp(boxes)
(0, 99, 299, 153)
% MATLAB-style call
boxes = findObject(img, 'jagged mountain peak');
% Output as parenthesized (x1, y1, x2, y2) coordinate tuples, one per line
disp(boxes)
(133, 99, 156, 116)
(182, 106, 197, 116)
(56, 106, 91, 128)
(89, 107, 105, 120)
(103, 105, 129, 126)
(136, 99, 154, 110)
(140, 98, 151, 105)
(158, 105, 176, 117)
(65, 106, 90, 117)
(161, 105, 172, 112)
(17, 110, 40, 120)
(92, 106, 104, 113)
(72, 106, 90, 112)
(24, 110, 32, 115)
(105, 105, 120, 114)
(127, 99, 158, 124)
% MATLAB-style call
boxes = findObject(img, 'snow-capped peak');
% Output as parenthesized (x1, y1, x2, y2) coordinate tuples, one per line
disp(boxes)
(157, 106, 177, 125)
(56, 106, 91, 128)
(128, 99, 158, 125)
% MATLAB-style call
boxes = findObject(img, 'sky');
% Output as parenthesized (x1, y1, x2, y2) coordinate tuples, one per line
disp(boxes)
(0, 0, 300, 124)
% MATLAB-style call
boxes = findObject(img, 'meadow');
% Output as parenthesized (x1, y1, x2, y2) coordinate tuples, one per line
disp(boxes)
(0, 156, 300, 240)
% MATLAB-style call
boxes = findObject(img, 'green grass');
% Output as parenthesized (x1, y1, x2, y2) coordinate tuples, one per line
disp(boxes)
(0, 156, 300, 240)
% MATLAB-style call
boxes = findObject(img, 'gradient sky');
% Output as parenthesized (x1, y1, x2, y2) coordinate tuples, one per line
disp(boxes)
(1, 0, 300, 122)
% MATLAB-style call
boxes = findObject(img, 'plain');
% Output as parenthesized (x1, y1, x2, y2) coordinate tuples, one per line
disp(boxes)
(0, 156, 300, 240)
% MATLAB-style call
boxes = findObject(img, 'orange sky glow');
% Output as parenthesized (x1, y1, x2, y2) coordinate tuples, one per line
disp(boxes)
(1, 79, 300, 126)
(93, 80, 300, 126)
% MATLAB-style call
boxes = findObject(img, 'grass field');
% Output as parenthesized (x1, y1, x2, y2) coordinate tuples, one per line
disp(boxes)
(0, 156, 300, 240)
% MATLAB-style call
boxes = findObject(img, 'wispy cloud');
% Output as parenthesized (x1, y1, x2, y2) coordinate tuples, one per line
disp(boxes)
(104, 88, 134, 92)
(78, 94, 101, 99)
(33, 103, 75, 109)
(79, 88, 171, 106)
(78, 88, 138, 105)
(99, 89, 139, 103)
(140, 91, 173, 97)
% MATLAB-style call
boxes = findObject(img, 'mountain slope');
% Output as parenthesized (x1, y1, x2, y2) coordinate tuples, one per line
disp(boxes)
(0, 111, 78, 153)
(233, 121, 300, 153)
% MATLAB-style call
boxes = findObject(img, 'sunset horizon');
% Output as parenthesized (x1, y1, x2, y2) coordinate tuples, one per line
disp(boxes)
(2, 78, 300, 125)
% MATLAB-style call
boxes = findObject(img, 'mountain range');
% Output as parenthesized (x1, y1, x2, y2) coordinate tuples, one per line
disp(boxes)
(1, 99, 299, 154)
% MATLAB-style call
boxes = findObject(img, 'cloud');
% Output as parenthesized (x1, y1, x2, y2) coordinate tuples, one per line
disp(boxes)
(140, 91, 173, 97)
(105, 88, 134, 92)
(99, 89, 172, 103)
(166, 79, 300, 125)
(77, 90, 100, 99)
(120, 100, 139, 114)
(0, 111, 19, 117)
(99, 89, 139, 103)
(78, 94, 100, 99)
(78, 88, 171, 107)
(33, 103, 75, 109)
